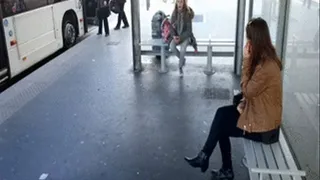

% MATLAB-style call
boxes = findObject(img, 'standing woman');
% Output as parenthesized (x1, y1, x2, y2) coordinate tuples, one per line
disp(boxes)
(184, 18, 283, 180)
(169, 0, 194, 76)
(114, 0, 129, 30)
(97, 0, 110, 36)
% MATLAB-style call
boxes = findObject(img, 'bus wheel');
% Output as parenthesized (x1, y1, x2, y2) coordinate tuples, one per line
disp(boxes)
(63, 19, 77, 49)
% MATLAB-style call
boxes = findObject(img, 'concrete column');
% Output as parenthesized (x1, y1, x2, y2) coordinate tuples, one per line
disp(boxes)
(131, 0, 142, 72)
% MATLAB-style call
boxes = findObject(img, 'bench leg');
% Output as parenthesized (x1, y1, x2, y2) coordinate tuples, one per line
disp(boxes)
(203, 45, 215, 75)
(159, 46, 167, 73)
(242, 156, 248, 168)
(259, 174, 263, 180)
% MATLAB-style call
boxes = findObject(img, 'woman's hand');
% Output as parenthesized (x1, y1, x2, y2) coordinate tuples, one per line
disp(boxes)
(241, 41, 252, 82)
(237, 99, 246, 114)
(174, 36, 180, 44)
(244, 41, 251, 59)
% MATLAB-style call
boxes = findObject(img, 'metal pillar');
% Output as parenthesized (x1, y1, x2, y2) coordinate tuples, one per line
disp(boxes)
(131, 0, 143, 72)
(234, 0, 247, 76)
(248, 0, 253, 20)
(204, 45, 214, 75)
(275, 0, 291, 61)
(204, 35, 214, 75)
(160, 45, 167, 73)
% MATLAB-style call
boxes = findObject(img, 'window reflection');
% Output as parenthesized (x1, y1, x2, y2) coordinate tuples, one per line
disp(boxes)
(282, 0, 319, 179)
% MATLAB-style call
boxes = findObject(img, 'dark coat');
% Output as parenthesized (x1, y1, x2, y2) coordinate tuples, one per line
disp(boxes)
(97, 0, 110, 19)
(117, 0, 126, 3)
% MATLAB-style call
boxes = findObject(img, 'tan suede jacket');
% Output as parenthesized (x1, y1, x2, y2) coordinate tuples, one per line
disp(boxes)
(237, 57, 283, 133)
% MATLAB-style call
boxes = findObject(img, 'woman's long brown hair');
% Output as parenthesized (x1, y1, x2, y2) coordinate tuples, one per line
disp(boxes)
(246, 18, 282, 78)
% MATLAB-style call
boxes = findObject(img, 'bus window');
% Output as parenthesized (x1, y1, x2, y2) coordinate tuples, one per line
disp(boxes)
(24, 0, 46, 11)
(47, 0, 65, 5)
(1, 0, 27, 17)
(1, 0, 15, 17)
(15, 0, 27, 12)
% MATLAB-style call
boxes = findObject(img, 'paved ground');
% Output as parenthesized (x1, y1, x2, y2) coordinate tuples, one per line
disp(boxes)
(0, 24, 248, 180)
(0, 0, 318, 179)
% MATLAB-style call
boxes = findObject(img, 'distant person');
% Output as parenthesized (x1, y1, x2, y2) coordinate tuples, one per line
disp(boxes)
(97, 0, 110, 36)
(15, 0, 26, 13)
(169, 0, 195, 76)
(184, 18, 283, 180)
(303, 0, 312, 9)
(114, 0, 129, 30)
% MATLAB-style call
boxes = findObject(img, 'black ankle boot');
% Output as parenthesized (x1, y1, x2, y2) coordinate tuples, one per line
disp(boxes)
(184, 151, 209, 173)
(211, 168, 234, 180)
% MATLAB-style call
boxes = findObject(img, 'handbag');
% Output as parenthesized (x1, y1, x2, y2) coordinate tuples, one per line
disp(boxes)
(109, 0, 121, 14)
(233, 92, 243, 106)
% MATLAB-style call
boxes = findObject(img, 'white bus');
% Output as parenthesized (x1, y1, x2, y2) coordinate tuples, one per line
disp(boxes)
(0, 0, 85, 85)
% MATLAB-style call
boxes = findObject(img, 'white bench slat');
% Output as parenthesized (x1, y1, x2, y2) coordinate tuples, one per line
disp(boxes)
(141, 38, 235, 43)
(197, 42, 234, 47)
(243, 139, 260, 180)
(196, 38, 234, 43)
(140, 50, 234, 57)
(140, 39, 235, 47)
(251, 168, 307, 176)
(262, 144, 282, 180)
(244, 131, 306, 180)
(236, 90, 305, 180)
(140, 39, 168, 46)
(271, 142, 292, 180)
(278, 130, 304, 180)
(253, 142, 272, 180)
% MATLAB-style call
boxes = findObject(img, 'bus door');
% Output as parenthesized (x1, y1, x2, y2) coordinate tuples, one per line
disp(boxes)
(0, 6, 10, 84)
(84, 0, 98, 26)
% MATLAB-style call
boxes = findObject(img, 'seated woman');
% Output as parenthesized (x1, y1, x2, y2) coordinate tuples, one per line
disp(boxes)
(169, 0, 195, 76)
(184, 17, 283, 180)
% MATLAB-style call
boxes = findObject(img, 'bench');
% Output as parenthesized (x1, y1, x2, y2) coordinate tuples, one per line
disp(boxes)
(233, 90, 307, 180)
(140, 38, 234, 74)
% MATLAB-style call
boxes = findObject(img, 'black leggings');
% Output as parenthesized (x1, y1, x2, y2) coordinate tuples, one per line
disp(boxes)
(202, 105, 262, 169)
(98, 18, 109, 34)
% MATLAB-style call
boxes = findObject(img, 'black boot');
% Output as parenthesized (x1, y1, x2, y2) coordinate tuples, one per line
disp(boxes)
(184, 151, 209, 173)
(211, 168, 234, 180)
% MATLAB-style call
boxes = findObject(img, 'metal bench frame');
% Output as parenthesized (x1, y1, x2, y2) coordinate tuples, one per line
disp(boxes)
(232, 90, 307, 180)
(139, 37, 314, 74)
(139, 38, 234, 74)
